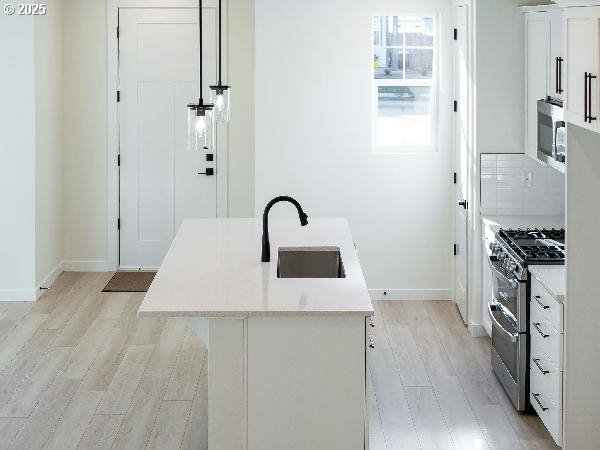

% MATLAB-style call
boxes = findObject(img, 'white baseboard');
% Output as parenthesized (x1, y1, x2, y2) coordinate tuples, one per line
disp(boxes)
(0, 289, 38, 302)
(469, 321, 489, 337)
(39, 262, 64, 291)
(0, 262, 63, 301)
(61, 260, 111, 272)
(118, 266, 159, 271)
(369, 289, 452, 301)
(0, 260, 111, 302)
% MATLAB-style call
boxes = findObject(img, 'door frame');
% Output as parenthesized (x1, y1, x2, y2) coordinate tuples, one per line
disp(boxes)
(452, 0, 475, 329)
(106, 0, 229, 270)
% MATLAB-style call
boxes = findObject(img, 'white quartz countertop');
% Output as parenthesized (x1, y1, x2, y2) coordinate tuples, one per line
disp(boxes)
(139, 218, 374, 317)
(529, 265, 566, 303)
(481, 215, 565, 242)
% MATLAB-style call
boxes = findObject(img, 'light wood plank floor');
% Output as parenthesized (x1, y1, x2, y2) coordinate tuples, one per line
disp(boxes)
(0, 272, 559, 450)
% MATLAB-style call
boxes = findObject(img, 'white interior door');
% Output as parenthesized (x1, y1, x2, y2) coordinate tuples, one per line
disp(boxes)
(454, 4, 469, 324)
(119, 7, 218, 269)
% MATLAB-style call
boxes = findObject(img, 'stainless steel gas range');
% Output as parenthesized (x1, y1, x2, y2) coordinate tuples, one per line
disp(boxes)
(487, 228, 565, 411)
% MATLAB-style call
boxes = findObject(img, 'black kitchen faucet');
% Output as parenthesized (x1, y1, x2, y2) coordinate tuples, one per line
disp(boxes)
(261, 196, 308, 263)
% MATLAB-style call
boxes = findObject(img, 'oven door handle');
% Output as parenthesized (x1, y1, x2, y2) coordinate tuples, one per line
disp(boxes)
(488, 304, 518, 343)
(488, 257, 518, 288)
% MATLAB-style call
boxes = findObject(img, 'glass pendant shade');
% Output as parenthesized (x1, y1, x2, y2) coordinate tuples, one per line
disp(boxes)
(210, 86, 231, 123)
(187, 106, 214, 152)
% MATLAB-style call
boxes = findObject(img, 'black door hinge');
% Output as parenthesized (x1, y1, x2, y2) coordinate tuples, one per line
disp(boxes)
(117, 218, 121, 230)
(117, 26, 120, 39)
(453, 172, 457, 184)
(117, 91, 121, 102)
(454, 28, 458, 40)
(454, 244, 458, 256)
(453, 100, 458, 112)
(117, 154, 121, 166)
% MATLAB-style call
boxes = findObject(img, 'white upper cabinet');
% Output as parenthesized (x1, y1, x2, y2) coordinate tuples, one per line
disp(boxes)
(564, 7, 600, 132)
(524, 10, 564, 163)
(549, 12, 565, 102)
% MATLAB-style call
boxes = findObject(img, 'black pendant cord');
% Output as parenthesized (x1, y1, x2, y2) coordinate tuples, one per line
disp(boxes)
(217, 0, 222, 85)
(198, 0, 204, 105)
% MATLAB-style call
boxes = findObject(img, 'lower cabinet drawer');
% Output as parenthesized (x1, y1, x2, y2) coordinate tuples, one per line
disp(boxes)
(531, 277, 563, 332)
(530, 304, 563, 369)
(530, 367, 563, 446)
(529, 355, 562, 409)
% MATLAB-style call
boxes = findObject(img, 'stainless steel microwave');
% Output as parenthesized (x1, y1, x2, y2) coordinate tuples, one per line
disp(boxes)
(537, 98, 566, 168)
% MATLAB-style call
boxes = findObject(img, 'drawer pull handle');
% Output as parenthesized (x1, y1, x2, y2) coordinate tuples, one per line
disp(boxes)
(533, 323, 550, 338)
(533, 295, 550, 310)
(533, 358, 550, 375)
(532, 393, 549, 411)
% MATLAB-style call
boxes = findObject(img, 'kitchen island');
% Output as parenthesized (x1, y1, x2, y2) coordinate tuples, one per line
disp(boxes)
(139, 218, 374, 450)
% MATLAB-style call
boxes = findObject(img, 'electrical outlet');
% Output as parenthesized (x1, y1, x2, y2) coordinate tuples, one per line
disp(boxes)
(523, 171, 533, 188)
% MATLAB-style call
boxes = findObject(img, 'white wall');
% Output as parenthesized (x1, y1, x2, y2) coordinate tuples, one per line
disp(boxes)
(227, 0, 255, 217)
(60, 0, 255, 268)
(254, 0, 454, 293)
(468, 0, 527, 332)
(35, 0, 64, 287)
(475, 0, 525, 155)
(564, 125, 600, 449)
(62, 0, 108, 264)
(0, 9, 37, 299)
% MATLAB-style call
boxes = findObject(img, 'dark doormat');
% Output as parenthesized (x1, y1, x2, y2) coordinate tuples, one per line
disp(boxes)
(102, 271, 157, 292)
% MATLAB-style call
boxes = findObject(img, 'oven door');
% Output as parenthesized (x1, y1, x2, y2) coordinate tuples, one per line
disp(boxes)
(488, 256, 527, 331)
(489, 303, 527, 410)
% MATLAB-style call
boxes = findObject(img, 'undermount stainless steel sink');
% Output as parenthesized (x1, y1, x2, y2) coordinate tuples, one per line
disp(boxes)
(277, 247, 346, 279)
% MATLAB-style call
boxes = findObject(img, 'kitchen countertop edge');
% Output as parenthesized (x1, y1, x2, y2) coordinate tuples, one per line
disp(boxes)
(138, 308, 374, 318)
(529, 265, 566, 304)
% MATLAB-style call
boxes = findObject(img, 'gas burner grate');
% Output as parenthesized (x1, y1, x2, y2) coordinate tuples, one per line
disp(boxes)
(497, 227, 565, 266)
(505, 228, 565, 241)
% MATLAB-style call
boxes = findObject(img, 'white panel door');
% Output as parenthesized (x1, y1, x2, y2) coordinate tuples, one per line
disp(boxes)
(119, 7, 218, 269)
(454, 4, 469, 324)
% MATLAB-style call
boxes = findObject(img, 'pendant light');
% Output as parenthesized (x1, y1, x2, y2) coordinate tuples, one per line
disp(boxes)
(209, 0, 231, 123)
(188, 0, 214, 152)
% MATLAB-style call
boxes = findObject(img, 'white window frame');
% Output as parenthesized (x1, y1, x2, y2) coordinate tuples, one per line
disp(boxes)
(371, 13, 440, 154)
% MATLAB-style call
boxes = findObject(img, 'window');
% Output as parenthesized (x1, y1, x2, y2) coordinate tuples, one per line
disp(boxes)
(372, 15, 437, 153)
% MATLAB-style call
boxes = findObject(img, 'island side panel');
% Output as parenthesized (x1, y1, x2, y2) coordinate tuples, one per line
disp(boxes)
(208, 318, 246, 450)
(246, 315, 367, 450)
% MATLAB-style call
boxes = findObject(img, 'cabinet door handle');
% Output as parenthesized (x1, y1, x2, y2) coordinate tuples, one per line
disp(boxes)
(533, 322, 550, 338)
(554, 56, 562, 94)
(585, 72, 589, 122)
(533, 358, 550, 375)
(556, 58, 560, 94)
(589, 73, 597, 122)
(532, 393, 549, 411)
(556, 57, 564, 94)
(533, 295, 550, 310)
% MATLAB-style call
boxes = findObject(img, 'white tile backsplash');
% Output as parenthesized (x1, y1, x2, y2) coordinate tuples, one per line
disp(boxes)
(480, 153, 565, 216)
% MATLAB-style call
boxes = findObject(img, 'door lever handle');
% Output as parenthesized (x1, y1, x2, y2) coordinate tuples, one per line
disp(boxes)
(198, 168, 214, 176)
(458, 200, 468, 209)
